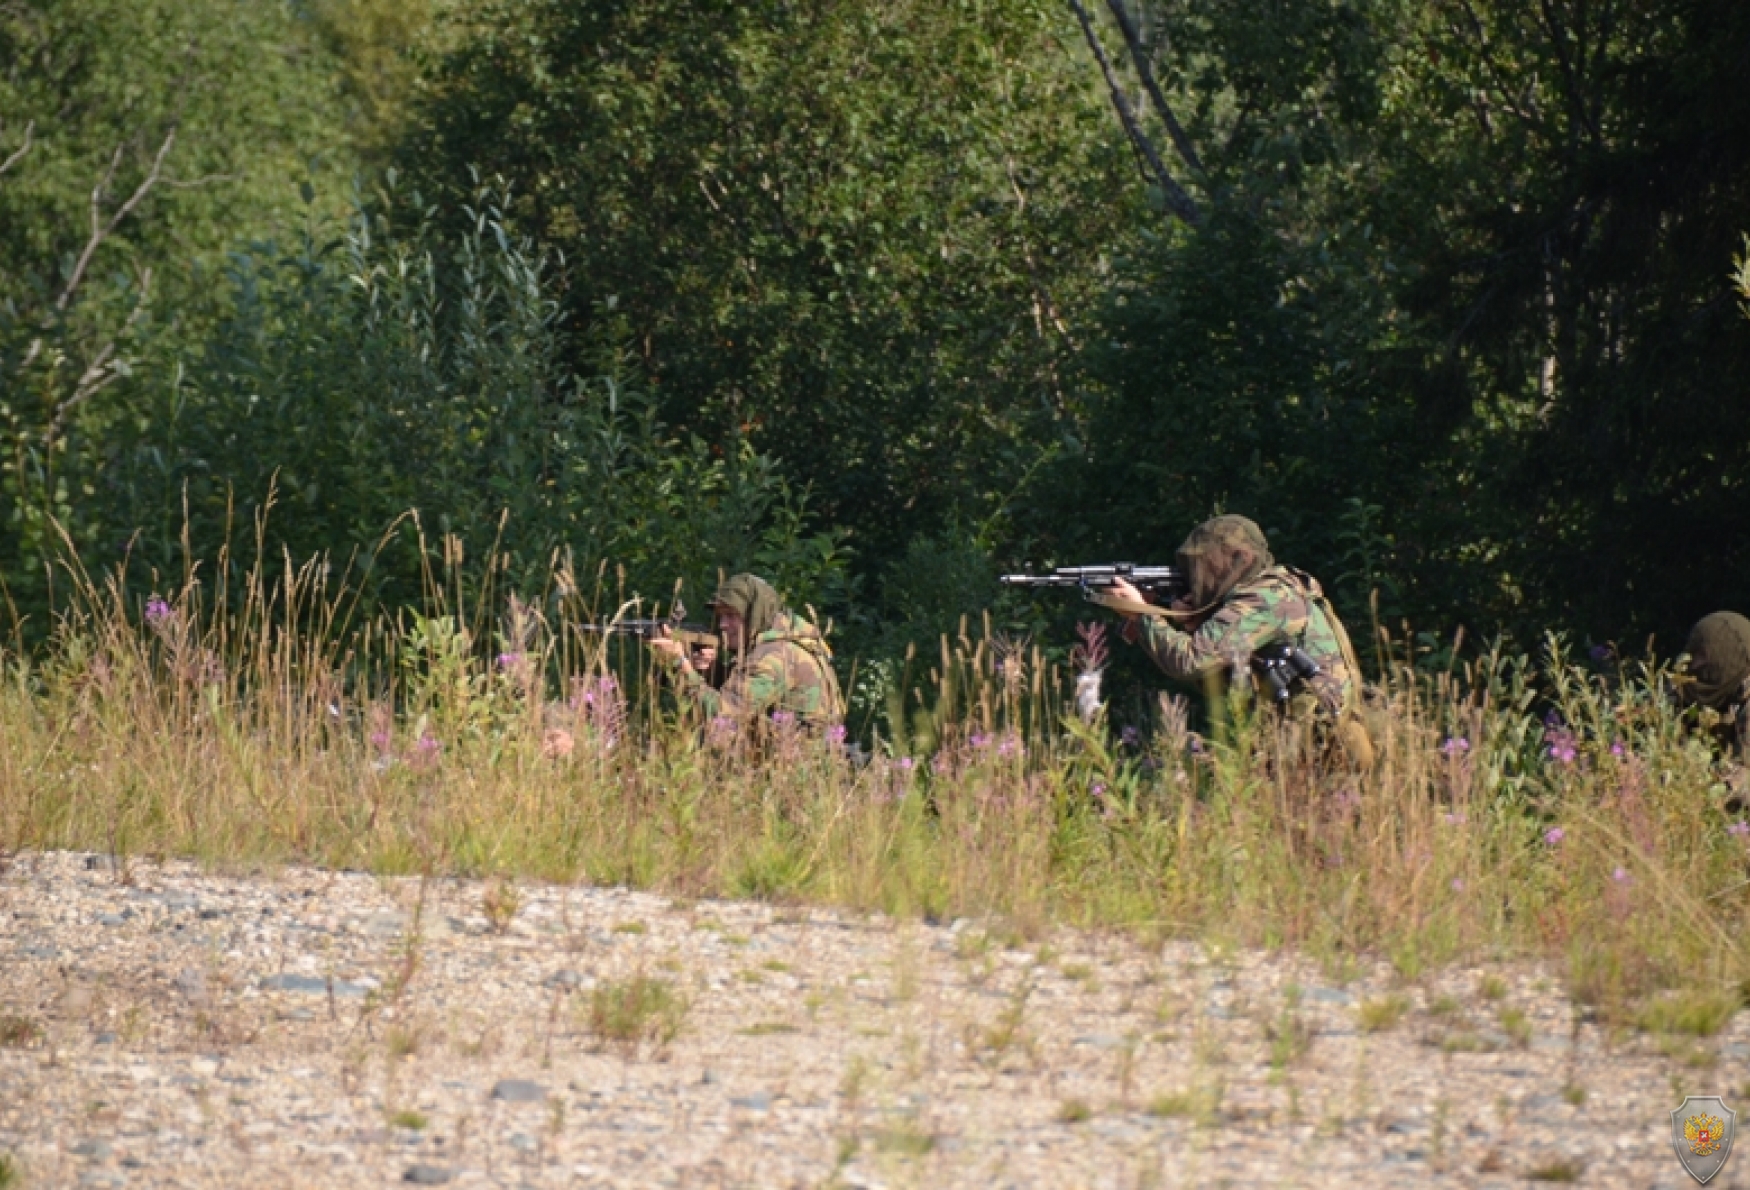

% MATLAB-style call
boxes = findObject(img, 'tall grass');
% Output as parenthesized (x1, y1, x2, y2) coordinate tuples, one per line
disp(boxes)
(2, 538, 1747, 1024)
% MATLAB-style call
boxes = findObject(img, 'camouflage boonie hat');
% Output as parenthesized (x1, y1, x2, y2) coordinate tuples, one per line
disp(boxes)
(707, 574, 781, 640)
(1176, 515, 1275, 610)
(1681, 612, 1750, 710)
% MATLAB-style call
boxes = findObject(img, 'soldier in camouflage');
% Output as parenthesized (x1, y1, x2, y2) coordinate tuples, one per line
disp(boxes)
(648, 573, 844, 730)
(1106, 515, 1372, 768)
(1676, 611, 1750, 762)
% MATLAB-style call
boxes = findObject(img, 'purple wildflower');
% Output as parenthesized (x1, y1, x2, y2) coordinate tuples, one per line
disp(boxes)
(1610, 741, 1626, 758)
(1442, 811, 1467, 826)
(1728, 821, 1750, 838)
(144, 598, 173, 629)
(415, 734, 441, 756)
(1120, 725, 1140, 748)
(827, 724, 848, 745)
(707, 715, 738, 743)
(969, 732, 991, 750)
(1090, 782, 1107, 798)
(369, 730, 392, 754)
(1439, 736, 1470, 757)
(1589, 643, 1614, 663)
(897, 757, 915, 771)
(1543, 827, 1565, 846)
(771, 710, 796, 728)
(496, 651, 524, 671)
(1450, 878, 1465, 892)
(1544, 724, 1578, 765)
(1611, 867, 1632, 884)
(996, 733, 1022, 759)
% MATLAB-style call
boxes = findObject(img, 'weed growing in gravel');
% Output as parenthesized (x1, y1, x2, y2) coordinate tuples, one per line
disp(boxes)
(1561, 1084, 1586, 1105)
(390, 1109, 428, 1130)
(481, 880, 521, 934)
(585, 975, 688, 1053)
(0, 1152, 18, 1190)
(0, 1014, 42, 1048)
(1145, 1085, 1221, 1126)
(1358, 995, 1410, 1033)
(4, 542, 1750, 1029)
(1479, 975, 1509, 1002)
(1527, 1157, 1584, 1182)
(870, 1126, 935, 1157)
(1055, 1097, 1093, 1123)
(1499, 1007, 1533, 1048)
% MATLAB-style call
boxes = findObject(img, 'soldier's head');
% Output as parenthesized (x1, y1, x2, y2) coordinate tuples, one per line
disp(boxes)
(1176, 514, 1274, 610)
(1679, 612, 1750, 710)
(707, 573, 781, 651)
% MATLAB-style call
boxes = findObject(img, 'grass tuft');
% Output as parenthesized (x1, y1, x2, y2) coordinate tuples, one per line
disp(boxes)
(1636, 990, 1741, 1037)
(1055, 1098, 1093, 1124)
(389, 1109, 428, 1130)
(1358, 995, 1410, 1034)
(0, 1016, 42, 1049)
(1526, 1158, 1584, 1182)
(585, 975, 688, 1052)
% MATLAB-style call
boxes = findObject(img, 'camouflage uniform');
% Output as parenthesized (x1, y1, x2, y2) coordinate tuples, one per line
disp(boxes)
(1128, 515, 1371, 768)
(1137, 565, 1359, 714)
(670, 610, 844, 728)
(1678, 612, 1750, 762)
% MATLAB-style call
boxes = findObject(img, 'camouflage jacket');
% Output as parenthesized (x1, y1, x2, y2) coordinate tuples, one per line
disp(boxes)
(672, 612, 845, 728)
(1138, 566, 1359, 714)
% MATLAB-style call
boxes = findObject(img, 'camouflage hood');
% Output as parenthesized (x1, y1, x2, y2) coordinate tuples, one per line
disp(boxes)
(1681, 612, 1750, 710)
(1176, 515, 1275, 611)
(763, 611, 834, 664)
(708, 573, 782, 642)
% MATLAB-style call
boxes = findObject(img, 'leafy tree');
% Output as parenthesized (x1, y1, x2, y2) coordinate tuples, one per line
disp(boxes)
(401, 0, 1140, 590)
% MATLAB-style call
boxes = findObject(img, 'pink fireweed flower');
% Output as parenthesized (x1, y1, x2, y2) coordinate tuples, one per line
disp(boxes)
(1611, 866, 1631, 884)
(996, 733, 1022, 759)
(1609, 741, 1626, 758)
(1544, 727, 1578, 764)
(1543, 827, 1565, 846)
(1728, 821, 1750, 838)
(1439, 736, 1470, 757)
(969, 732, 991, 750)
(827, 724, 847, 745)
(369, 730, 392, 754)
(144, 598, 174, 630)
(897, 757, 915, 772)
(1442, 811, 1467, 826)
(1450, 878, 1465, 892)
(496, 651, 524, 671)
(1090, 782, 1107, 798)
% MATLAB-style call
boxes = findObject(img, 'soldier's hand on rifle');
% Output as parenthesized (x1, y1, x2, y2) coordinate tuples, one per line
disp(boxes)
(689, 645, 717, 675)
(646, 628, 687, 665)
(1108, 577, 1148, 643)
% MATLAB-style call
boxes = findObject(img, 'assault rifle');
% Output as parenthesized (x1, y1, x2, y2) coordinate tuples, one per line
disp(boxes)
(999, 563, 1188, 612)
(578, 619, 720, 651)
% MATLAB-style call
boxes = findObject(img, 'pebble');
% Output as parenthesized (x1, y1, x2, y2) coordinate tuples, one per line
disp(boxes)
(490, 1079, 546, 1103)
(260, 973, 365, 996)
(402, 1165, 454, 1185)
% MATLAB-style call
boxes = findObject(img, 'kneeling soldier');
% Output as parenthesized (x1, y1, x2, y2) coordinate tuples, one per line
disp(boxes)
(647, 573, 844, 730)
(1106, 514, 1372, 769)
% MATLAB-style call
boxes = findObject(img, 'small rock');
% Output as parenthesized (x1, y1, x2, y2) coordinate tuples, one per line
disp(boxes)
(1072, 1034, 1126, 1050)
(402, 1165, 453, 1185)
(96, 913, 127, 927)
(731, 1092, 773, 1111)
(491, 1079, 546, 1103)
(174, 968, 209, 1003)
(543, 970, 583, 990)
(261, 973, 364, 996)
(508, 1133, 537, 1153)
(21, 944, 58, 959)
(94, 1031, 117, 1045)
(700, 1069, 719, 1085)
(71, 1139, 114, 1159)
(1304, 987, 1354, 1005)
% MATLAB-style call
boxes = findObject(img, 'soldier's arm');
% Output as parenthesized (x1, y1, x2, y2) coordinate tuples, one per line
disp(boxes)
(710, 651, 789, 720)
(666, 658, 725, 718)
(1138, 597, 1285, 681)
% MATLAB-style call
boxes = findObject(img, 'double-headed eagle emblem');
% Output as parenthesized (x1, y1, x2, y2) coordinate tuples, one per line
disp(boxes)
(1672, 1096, 1736, 1184)
(1687, 1113, 1727, 1157)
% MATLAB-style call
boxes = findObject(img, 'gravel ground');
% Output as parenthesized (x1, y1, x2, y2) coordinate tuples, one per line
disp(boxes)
(1, 850, 1744, 1189)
